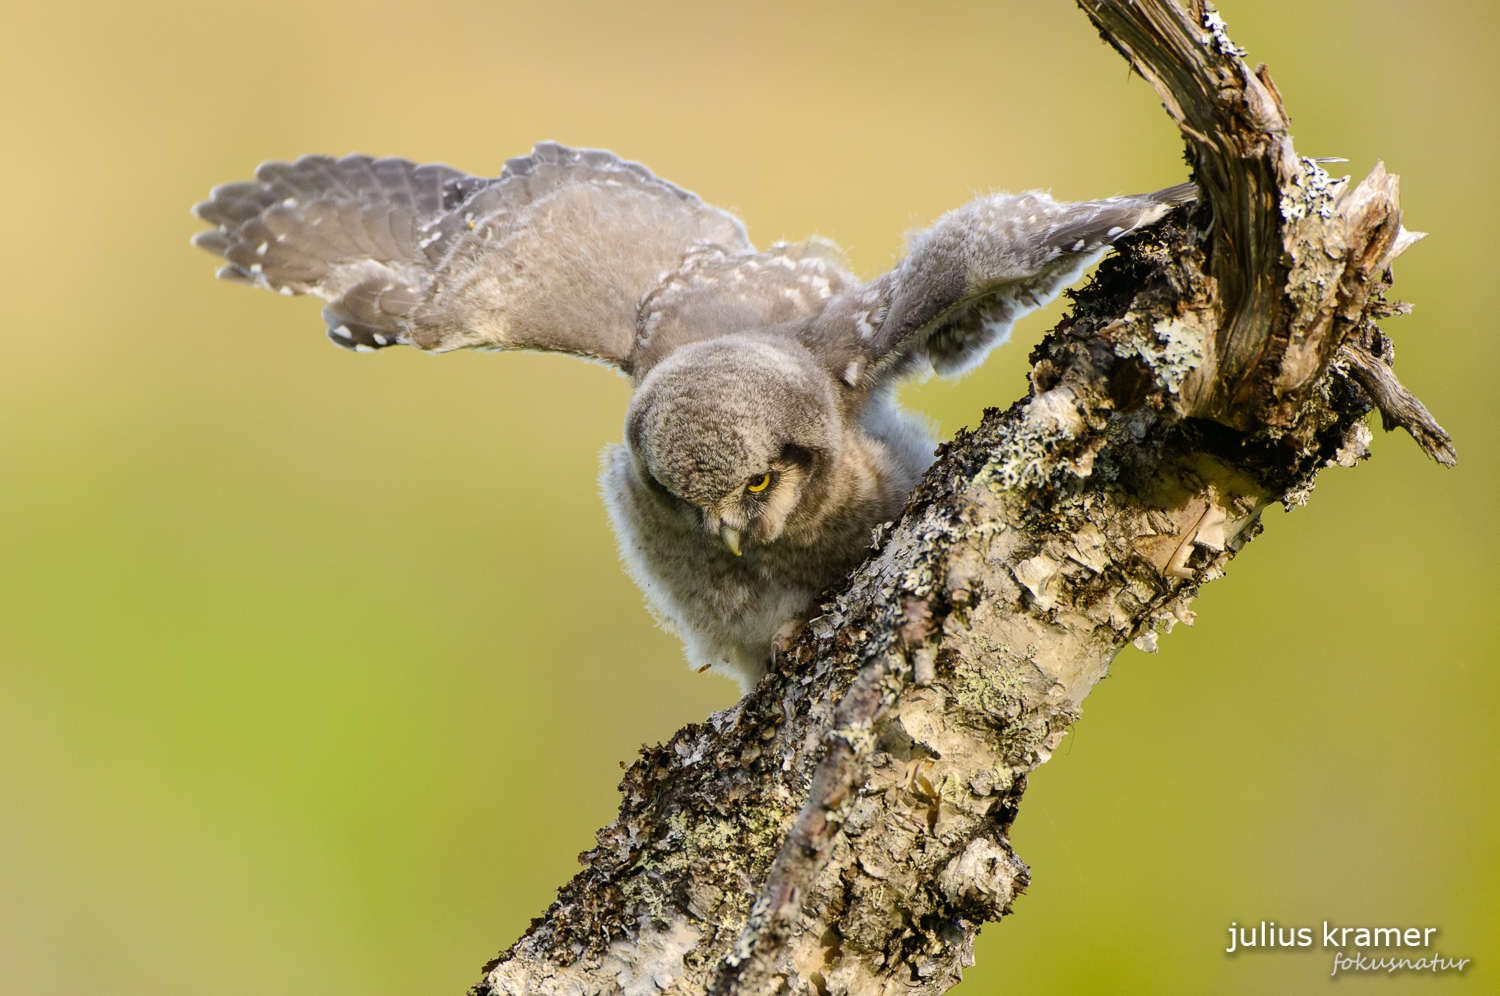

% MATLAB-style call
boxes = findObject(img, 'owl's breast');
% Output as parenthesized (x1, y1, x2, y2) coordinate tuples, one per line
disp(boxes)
(598, 443, 861, 669)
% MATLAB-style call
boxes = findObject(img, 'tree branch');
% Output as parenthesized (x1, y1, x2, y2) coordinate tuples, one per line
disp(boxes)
(473, 2, 1451, 993)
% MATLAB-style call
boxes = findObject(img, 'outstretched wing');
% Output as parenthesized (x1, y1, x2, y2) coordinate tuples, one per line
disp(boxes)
(191, 143, 751, 370)
(849, 183, 1196, 378)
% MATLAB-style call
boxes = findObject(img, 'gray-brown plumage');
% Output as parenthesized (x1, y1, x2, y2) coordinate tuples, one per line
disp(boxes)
(193, 142, 1193, 690)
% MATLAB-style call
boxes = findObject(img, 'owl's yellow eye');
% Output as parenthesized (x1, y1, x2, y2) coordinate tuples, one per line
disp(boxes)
(747, 473, 772, 493)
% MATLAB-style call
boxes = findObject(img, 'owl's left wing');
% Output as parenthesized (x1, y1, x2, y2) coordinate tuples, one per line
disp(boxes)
(845, 183, 1196, 379)
(192, 143, 751, 370)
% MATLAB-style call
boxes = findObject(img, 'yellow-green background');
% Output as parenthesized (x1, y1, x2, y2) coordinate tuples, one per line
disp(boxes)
(2, 1, 1494, 993)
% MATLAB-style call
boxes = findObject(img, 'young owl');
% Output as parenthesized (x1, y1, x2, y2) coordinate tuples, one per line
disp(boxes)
(192, 142, 1192, 691)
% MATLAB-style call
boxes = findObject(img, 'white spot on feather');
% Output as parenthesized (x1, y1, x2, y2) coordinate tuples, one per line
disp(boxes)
(331, 325, 352, 339)
(1106, 226, 1124, 237)
(282, 198, 296, 207)
(255, 242, 268, 256)
(843, 360, 863, 386)
(354, 344, 376, 353)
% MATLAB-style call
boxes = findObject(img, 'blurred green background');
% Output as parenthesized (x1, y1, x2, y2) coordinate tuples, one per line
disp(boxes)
(1, 1, 1494, 993)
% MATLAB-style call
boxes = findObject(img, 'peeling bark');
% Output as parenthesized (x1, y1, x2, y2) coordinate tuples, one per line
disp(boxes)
(472, 2, 1451, 994)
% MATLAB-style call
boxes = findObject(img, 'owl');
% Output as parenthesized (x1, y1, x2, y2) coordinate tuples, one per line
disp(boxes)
(192, 142, 1192, 691)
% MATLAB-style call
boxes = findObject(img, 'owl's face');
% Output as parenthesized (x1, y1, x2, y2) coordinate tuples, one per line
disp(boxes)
(627, 335, 841, 554)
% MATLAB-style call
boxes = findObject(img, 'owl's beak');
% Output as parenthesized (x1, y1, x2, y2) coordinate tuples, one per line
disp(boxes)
(720, 526, 743, 556)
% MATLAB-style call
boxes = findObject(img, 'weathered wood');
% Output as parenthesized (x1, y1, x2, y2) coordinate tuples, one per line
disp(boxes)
(472, 3, 1449, 994)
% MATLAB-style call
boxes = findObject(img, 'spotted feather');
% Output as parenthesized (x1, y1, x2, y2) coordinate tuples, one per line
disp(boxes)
(193, 143, 751, 366)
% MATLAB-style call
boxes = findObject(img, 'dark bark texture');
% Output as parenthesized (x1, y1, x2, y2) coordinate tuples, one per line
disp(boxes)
(473, 2, 1449, 993)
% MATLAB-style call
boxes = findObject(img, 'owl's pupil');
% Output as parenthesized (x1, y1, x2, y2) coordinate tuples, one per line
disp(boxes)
(747, 473, 772, 493)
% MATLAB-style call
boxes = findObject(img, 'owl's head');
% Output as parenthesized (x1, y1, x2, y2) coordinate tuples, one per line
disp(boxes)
(627, 335, 842, 554)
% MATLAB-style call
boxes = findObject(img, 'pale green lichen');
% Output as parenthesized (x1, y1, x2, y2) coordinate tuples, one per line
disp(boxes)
(1201, 8, 1247, 58)
(1281, 157, 1341, 222)
(1153, 317, 1206, 392)
(974, 420, 1074, 492)
(1112, 315, 1206, 396)
(951, 635, 1029, 716)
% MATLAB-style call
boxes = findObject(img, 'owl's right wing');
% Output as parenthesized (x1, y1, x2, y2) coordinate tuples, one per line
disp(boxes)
(192, 143, 751, 371)
(839, 183, 1197, 380)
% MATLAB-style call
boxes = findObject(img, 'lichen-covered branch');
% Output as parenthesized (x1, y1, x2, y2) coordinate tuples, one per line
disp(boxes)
(472, 2, 1450, 994)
